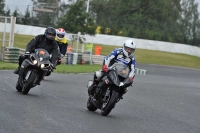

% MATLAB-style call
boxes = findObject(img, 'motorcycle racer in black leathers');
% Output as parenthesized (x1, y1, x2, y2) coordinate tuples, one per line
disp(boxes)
(14, 27, 58, 75)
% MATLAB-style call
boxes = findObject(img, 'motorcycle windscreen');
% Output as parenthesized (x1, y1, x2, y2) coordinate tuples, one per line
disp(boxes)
(34, 49, 51, 62)
(114, 63, 130, 78)
(108, 71, 120, 86)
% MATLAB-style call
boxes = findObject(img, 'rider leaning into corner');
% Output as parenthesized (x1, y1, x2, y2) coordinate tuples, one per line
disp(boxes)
(88, 39, 136, 100)
(13, 27, 59, 82)
(54, 28, 68, 65)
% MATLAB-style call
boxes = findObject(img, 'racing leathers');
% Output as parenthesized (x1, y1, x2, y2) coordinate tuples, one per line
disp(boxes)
(104, 48, 136, 78)
(26, 35, 58, 65)
(13, 34, 58, 84)
(55, 36, 68, 58)
(88, 48, 136, 96)
(54, 36, 68, 65)
(16, 34, 58, 72)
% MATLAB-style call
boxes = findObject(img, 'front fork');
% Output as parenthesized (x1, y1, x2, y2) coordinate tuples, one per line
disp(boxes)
(103, 88, 110, 102)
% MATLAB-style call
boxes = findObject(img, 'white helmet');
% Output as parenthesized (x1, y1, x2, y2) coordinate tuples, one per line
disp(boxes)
(122, 39, 136, 57)
(56, 28, 65, 40)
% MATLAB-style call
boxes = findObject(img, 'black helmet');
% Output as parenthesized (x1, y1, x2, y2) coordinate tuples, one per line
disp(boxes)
(44, 27, 56, 41)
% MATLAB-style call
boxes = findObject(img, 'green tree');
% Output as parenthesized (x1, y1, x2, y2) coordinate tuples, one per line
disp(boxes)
(180, 0, 200, 45)
(12, 9, 23, 24)
(5, 8, 11, 16)
(56, 0, 96, 35)
(58, 1, 71, 17)
(89, 0, 200, 45)
(31, 0, 59, 27)
(0, 0, 5, 15)
(22, 7, 31, 25)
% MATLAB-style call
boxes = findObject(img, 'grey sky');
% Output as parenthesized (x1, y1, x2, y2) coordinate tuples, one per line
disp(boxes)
(5, 0, 200, 15)
(5, 0, 68, 14)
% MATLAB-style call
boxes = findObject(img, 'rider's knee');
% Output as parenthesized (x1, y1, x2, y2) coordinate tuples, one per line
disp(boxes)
(94, 70, 102, 81)
(18, 54, 26, 66)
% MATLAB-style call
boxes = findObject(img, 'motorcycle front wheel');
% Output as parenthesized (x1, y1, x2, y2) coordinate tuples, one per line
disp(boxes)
(87, 96, 97, 111)
(16, 77, 22, 92)
(22, 70, 37, 95)
(101, 90, 119, 116)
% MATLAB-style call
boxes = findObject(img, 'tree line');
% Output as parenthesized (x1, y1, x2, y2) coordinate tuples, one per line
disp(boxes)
(1, 0, 200, 46)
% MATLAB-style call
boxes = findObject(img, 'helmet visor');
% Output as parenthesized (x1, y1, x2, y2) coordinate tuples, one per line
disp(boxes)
(47, 33, 56, 40)
(124, 46, 135, 54)
(57, 34, 65, 38)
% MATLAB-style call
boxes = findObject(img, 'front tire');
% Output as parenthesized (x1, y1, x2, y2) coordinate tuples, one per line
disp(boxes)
(45, 71, 51, 76)
(16, 77, 22, 92)
(87, 96, 97, 111)
(101, 90, 119, 116)
(22, 71, 37, 95)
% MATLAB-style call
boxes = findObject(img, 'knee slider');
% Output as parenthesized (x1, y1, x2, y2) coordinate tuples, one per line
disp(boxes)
(95, 70, 102, 81)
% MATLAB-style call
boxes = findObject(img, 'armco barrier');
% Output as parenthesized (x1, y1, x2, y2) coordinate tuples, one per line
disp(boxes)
(61, 53, 73, 65)
(67, 53, 73, 65)
(3, 47, 25, 63)
(82, 54, 105, 65)
(77, 53, 83, 64)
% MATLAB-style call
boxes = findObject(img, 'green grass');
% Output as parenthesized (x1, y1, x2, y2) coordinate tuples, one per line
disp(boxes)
(0, 33, 200, 72)
(134, 49, 200, 69)
(14, 34, 34, 48)
(0, 61, 101, 73)
(55, 64, 101, 73)
(0, 61, 18, 70)
(91, 44, 200, 69)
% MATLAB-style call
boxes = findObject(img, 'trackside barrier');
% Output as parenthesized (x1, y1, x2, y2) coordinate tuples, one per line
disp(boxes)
(135, 68, 147, 75)
(77, 53, 83, 64)
(82, 54, 105, 65)
(67, 53, 73, 65)
(72, 53, 78, 64)
(61, 53, 73, 65)
(3, 47, 25, 63)
(3, 47, 147, 75)
(63, 53, 147, 75)
(61, 54, 105, 65)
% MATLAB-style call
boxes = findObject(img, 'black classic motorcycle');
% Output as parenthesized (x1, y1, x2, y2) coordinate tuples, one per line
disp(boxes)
(87, 62, 132, 116)
(16, 49, 53, 95)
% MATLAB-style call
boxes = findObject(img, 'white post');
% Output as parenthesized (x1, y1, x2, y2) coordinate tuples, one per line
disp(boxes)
(76, 35, 78, 53)
(89, 35, 94, 64)
(76, 32, 81, 53)
(2, 18, 7, 48)
(1, 18, 7, 60)
(82, 42, 84, 53)
(9, 16, 16, 47)
(86, 0, 90, 13)
(85, 0, 90, 23)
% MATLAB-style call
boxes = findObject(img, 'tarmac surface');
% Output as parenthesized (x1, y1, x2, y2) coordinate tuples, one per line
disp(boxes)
(0, 64, 199, 133)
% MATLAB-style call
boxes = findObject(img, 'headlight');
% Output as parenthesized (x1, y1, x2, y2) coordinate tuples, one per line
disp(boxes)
(41, 64, 45, 68)
(33, 60, 37, 64)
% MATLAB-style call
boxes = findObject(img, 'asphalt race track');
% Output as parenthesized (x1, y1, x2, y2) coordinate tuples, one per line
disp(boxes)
(0, 64, 200, 133)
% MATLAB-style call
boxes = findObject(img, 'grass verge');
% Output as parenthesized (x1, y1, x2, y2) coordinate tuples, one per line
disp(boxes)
(0, 33, 199, 72)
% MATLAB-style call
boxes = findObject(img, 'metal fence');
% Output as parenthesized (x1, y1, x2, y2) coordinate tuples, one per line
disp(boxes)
(0, 16, 16, 61)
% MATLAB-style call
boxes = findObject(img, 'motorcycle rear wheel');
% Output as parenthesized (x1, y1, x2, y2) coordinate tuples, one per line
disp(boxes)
(101, 90, 118, 116)
(87, 96, 97, 111)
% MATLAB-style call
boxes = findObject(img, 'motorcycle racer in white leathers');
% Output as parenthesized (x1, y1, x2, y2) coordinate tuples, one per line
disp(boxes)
(88, 39, 136, 98)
